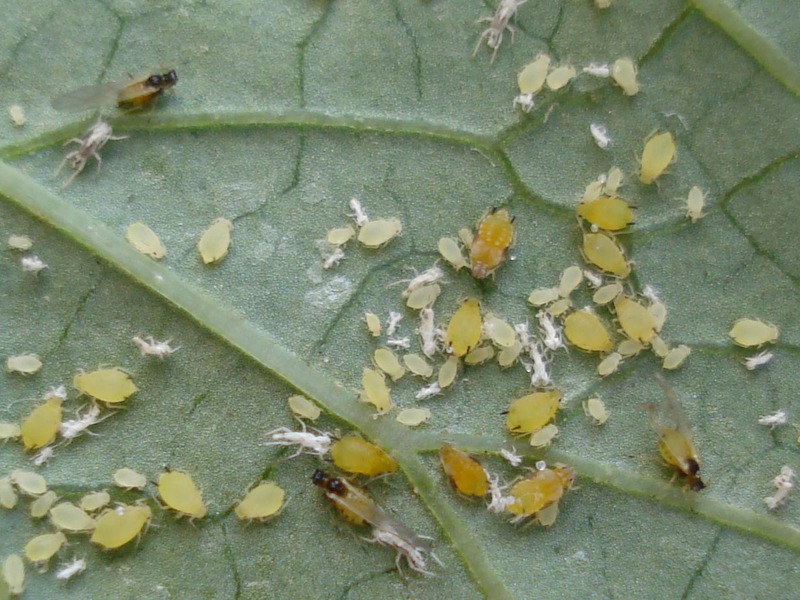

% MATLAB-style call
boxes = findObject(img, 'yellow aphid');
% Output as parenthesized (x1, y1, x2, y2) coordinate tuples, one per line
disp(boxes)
(360, 367, 392, 413)
(287, 395, 322, 421)
(597, 352, 622, 377)
(518, 54, 551, 95)
(74, 367, 137, 404)
(650, 334, 670, 358)
(3, 554, 24, 595)
(331, 434, 398, 477)
(545, 65, 576, 90)
(583, 232, 630, 277)
(357, 218, 402, 248)
(557, 266, 583, 298)
(446, 298, 482, 356)
(605, 167, 624, 195)
(647, 376, 704, 491)
(639, 131, 676, 185)
(80, 491, 111, 512)
(484, 313, 516, 348)
(458, 227, 474, 249)
(235, 481, 285, 521)
(592, 281, 623, 305)
(402, 354, 433, 378)
(506, 465, 575, 518)
(506, 390, 562, 434)
(684, 186, 707, 222)
(29, 491, 58, 518)
(439, 446, 487, 497)
(576, 196, 634, 231)
(197, 217, 233, 264)
(364, 312, 381, 337)
(0, 478, 17, 509)
(21, 397, 63, 450)
(614, 296, 656, 343)
(546, 298, 572, 317)
(8, 234, 33, 251)
(158, 471, 207, 519)
(530, 423, 559, 448)
(5, 353, 43, 375)
(438, 355, 460, 389)
(91, 504, 152, 549)
(50, 502, 96, 532)
(113, 467, 147, 490)
(528, 287, 560, 306)
(663, 345, 691, 370)
(0, 422, 21, 441)
(729, 318, 779, 347)
(326, 225, 356, 246)
(647, 300, 668, 333)
(406, 284, 441, 309)
(583, 397, 609, 425)
(396, 408, 431, 427)
(438, 237, 468, 271)
(497, 339, 523, 368)
(563, 310, 613, 352)
(10, 470, 47, 496)
(470, 209, 514, 279)
(464, 345, 495, 365)
(125, 222, 166, 259)
(618, 338, 645, 357)
(373, 348, 405, 381)
(24, 532, 66, 562)
(611, 58, 640, 95)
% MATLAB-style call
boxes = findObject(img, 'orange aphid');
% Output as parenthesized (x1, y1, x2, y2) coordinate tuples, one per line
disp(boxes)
(439, 447, 488, 497)
(470, 208, 514, 279)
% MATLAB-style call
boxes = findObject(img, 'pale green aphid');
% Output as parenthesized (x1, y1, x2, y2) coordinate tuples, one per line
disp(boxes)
(113, 467, 147, 490)
(611, 58, 640, 96)
(406, 284, 441, 309)
(125, 222, 166, 260)
(50, 502, 96, 532)
(639, 131, 676, 185)
(0, 478, 18, 510)
(80, 491, 111, 512)
(326, 225, 356, 246)
(235, 481, 285, 522)
(583, 397, 609, 425)
(3, 554, 24, 595)
(650, 334, 670, 358)
(604, 167, 624, 195)
(438, 355, 459, 389)
(518, 54, 551, 95)
(396, 408, 431, 427)
(74, 367, 138, 404)
(528, 287, 560, 307)
(729, 318, 779, 347)
(158, 471, 207, 519)
(497, 339, 523, 368)
(7, 234, 33, 251)
(197, 217, 233, 264)
(545, 65, 576, 91)
(684, 186, 707, 222)
(593, 281, 623, 305)
(0, 422, 21, 441)
(484, 313, 516, 348)
(617, 338, 645, 357)
(581, 179, 604, 204)
(364, 312, 381, 337)
(546, 297, 572, 317)
(24, 532, 67, 562)
(563, 310, 613, 352)
(530, 424, 559, 448)
(91, 504, 152, 550)
(5, 353, 42, 375)
(597, 352, 622, 377)
(458, 228, 474, 249)
(287, 395, 322, 421)
(662, 345, 691, 370)
(21, 397, 62, 450)
(464, 345, 495, 365)
(402, 353, 433, 378)
(558, 265, 583, 298)
(10, 470, 47, 496)
(373, 348, 405, 381)
(438, 237, 468, 271)
(357, 218, 402, 248)
(614, 296, 656, 344)
(29, 491, 58, 518)
(647, 299, 668, 333)
(360, 367, 392, 413)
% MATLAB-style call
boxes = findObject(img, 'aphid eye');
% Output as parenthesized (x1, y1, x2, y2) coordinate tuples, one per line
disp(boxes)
(146, 75, 162, 87)
(328, 479, 346, 496)
(311, 469, 326, 486)
(166, 70, 178, 85)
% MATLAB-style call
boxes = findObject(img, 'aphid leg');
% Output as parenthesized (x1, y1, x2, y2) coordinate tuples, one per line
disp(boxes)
(472, 29, 492, 58)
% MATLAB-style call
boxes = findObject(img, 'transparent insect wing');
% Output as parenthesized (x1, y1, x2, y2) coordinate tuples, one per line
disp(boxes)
(51, 81, 122, 112)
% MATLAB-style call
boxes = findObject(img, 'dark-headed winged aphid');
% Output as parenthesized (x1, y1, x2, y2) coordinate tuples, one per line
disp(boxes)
(52, 70, 178, 113)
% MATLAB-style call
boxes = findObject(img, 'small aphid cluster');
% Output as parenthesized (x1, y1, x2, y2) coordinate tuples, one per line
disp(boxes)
(512, 54, 578, 113)
(319, 198, 402, 269)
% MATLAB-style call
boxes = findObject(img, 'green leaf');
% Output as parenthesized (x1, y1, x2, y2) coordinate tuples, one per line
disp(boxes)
(1, 1, 799, 598)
